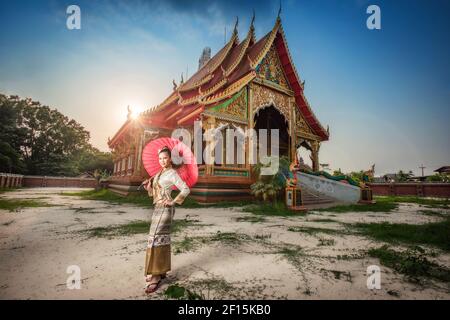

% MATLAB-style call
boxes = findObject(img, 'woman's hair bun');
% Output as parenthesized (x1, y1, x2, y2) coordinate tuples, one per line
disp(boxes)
(158, 146, 171, 155)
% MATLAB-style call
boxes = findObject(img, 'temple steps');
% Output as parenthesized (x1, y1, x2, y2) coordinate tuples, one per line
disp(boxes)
(300, 188, 343, 209)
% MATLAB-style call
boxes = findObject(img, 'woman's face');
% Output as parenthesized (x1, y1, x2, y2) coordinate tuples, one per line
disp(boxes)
(158, 151, 171, 168)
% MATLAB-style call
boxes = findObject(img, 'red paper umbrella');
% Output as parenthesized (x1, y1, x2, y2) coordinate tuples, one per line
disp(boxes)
(142, 137, 198, 188)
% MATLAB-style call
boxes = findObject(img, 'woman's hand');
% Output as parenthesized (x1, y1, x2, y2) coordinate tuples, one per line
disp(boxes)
(142, 179, 150, 190)
(163, 199, 175, 206)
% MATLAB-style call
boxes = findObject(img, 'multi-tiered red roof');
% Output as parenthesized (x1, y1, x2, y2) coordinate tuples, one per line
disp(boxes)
(109, 17, 329, 148)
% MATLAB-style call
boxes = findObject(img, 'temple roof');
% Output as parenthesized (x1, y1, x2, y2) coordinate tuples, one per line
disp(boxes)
(109, 16, 329, 148)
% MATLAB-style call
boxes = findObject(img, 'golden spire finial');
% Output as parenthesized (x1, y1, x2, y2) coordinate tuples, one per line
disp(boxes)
(251, 9, 255, 28)
(277, 0, 282, 22)
(233, 16, 239, 34)
(126, 105, 132, 120)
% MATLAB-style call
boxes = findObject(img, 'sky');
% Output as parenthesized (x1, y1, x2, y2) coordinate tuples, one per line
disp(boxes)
(0, 0, 449, 176)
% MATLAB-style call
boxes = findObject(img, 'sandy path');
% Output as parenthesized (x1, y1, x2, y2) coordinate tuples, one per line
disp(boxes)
(0, 188, 449, 299)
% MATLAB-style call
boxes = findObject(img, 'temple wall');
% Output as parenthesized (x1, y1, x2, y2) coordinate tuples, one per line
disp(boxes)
(5, 174, 97, 188)
(368, 183, 450, 198)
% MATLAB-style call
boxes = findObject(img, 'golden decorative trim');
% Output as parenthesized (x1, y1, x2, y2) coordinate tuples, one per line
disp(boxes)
(253, 77, 294, 96)
(250, 19, 280, 69)
(256, 42, 290, 90)
(177, 106, 203, 125)
(166, 108, 182, 121)
(203, 111, 248, 125)
(251, 82, 291, 128)
(277, 24, 329, 139)
(296, 131, 321, 141)
(202, 78, 228, 97)
(201, 71, 256, 105)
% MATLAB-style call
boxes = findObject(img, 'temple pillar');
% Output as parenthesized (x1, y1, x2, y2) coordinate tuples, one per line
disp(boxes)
(204, 116, 216, 176)
(311, 140, 320, 172)
(289, 97, 296, 163)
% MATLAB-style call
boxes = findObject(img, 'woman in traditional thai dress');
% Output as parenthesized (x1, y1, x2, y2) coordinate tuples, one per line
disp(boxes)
(142, 146, 190, 294)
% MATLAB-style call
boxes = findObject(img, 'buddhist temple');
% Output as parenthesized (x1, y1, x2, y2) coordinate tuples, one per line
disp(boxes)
(107, 14, 330, 202)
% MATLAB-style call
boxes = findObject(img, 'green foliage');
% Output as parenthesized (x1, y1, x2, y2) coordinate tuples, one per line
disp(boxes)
(0, 94, 113, 176)
(83, 220, 150, 238)
(348, 171, 364, 184)
(353, 218, 450, 252)
(164, 284, 204, 300)
(375, 195, 449, 208)
(316, 200, 398, 213)
(426, 174, 449, 183)
(397, 170, 413, 182)
(0, 198, 57, 211)
(243, 201, 298, 216)
(368, 245, 450, 283)
(64, 189, 153, 208)
(250, 155, 290, 203)
(64, 188, 256, 209)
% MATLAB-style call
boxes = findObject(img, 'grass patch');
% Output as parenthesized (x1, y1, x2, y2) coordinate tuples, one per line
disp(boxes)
(163, 284, 203, 300)
(73, 207, 97, 213)
(316, 196, 450, 213)
(243, 201, 300, 217)
(417, 210, 447, 218)
(174, 231, 255, 254)
(308, 218, 338, 223)
(320, 268, 352, 282)
(317, 238, 335, 246)
(375, 196, 449, 209)
(336, 253, 367, 260)
(63, 188, 256, 209)
(277, 245, 305, 271)
(288, 225, 349, 236)
(352, 219, 450, 252)
(368, 245, 450, 283)
(0, 187, 23, 194)
(171, 218, 208, 234)
(63, 189, 153, 208)
(235, 216, 267, 223)
(189, 278, 235, 299)
(317, 200, 398, 213)
(82, 217, 206, 239)
(254, 233, 272, 240)
(173, 236, 197, 254)
(0, 198, 57, 212)
(209, 231, 252, 245)
(83, 220, 150, 238)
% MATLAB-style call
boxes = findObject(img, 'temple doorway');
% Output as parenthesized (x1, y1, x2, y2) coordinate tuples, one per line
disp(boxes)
(295, 140, 313, 171)
(253, 105, 290, 159)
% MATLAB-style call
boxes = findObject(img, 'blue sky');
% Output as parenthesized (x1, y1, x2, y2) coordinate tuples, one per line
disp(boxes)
(0, 0, 449, 176)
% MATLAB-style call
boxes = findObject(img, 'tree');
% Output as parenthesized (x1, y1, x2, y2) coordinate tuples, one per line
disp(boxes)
(0, 94, 113, 176)
(397, 170, 413, 182)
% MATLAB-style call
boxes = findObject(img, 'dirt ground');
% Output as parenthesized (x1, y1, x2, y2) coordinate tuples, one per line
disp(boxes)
(0, 187, 449, 300)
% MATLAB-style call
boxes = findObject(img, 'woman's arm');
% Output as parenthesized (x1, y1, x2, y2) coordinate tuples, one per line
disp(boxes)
(142, 179, 150, 190)
(170, 171, 190, 205)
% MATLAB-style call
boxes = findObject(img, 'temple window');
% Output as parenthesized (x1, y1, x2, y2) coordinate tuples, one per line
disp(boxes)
(121, 158, 126, 175)
(127, 154, 133, 175)
(214, 124, 245, 168)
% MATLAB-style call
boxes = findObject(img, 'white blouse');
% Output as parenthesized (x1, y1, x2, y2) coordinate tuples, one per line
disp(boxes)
(148, 168, 190, 205)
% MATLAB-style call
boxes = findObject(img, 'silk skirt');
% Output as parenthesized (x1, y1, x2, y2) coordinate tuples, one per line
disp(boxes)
(144, 204, 175, 276)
